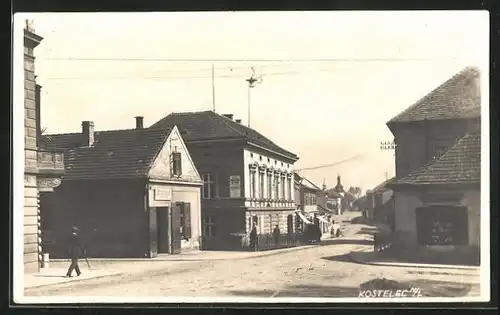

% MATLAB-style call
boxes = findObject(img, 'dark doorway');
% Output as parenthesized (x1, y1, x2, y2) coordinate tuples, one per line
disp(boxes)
(157, 206, 170, 254)
(416, 205, 469, 246)
(171, 203, 182, 254)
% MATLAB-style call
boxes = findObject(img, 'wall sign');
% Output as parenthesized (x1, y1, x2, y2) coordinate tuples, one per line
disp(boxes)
(154, 187, 172, 201)
(229, 175, 241, 198)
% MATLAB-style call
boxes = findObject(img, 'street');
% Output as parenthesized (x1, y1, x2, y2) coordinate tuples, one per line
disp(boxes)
(25, 222, 480, 298)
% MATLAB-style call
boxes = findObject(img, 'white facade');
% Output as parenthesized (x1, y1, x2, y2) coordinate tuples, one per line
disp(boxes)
(243, 149, 295, 205)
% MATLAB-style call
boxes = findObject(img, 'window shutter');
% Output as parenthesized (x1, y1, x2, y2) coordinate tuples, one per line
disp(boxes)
(170, 153, 175, 177)
(183, 203, 192, 239)
(172, 152, 182, 176)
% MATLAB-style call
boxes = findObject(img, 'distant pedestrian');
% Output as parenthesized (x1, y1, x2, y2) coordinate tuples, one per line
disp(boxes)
(66, 226, 86, 278)
(249, 222, 258, 251)
(273, 225, 280, 246)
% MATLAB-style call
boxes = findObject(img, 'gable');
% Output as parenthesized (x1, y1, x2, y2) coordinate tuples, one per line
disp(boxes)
(148, 126, 202, 183)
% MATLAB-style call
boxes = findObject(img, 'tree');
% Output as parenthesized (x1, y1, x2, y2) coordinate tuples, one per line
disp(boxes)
(348, 186, 363, 198)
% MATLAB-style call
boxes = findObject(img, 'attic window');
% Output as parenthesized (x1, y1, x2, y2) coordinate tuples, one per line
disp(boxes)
(171, 152, 182, 177)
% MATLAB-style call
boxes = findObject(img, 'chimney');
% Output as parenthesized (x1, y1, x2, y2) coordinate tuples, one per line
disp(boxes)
(82, 121, 95, 147)
(235, 119, 242, 124)
(222, 114, 234, 120)
(135, 116, 144, 129)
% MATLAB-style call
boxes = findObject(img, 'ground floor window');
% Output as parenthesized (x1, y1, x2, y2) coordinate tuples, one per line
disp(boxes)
(203, 216, 217, 237)
(416, 205, 469, 246)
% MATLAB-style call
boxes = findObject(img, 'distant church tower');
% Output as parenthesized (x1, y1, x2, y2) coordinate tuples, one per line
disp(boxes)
(322, 178, 327, 191)
(334, 173, 344, 193)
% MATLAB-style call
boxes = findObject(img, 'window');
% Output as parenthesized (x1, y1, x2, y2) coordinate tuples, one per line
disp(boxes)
(267, 173, 272, 199)
(249, 167, 256, 199)
(203, 216, 216, 237)
(274, 175, 279, 199)
(258, 171, 265, 199)
(281, 176, 285, 199)
(287, 178, 292, 201)
(170, 152, 182, 177)
(202, 173, 215, 199)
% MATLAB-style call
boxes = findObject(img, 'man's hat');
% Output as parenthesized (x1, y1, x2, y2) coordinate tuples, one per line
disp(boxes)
(72, 226, 80, 232)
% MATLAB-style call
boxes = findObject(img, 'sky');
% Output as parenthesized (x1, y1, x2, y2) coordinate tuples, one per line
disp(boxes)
(18, 11, 489, 193)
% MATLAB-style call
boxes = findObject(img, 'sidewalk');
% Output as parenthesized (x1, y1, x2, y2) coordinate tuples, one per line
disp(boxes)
(48, 244, 317, 265)
(25, 267, 123, 289)
(349, 247, 481, 274)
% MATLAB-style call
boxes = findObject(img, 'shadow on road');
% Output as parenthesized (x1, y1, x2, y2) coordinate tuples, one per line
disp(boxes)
(320, 252, 354, 263)
(319, 238, 373, 246)
(228, 284, 360, 298)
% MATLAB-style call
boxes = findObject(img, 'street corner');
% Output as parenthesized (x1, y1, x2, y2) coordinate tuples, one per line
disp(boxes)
(24, 268, 123, 290)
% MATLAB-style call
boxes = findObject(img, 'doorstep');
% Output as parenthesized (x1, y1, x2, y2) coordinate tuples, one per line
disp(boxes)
(24, 267, 123, 290)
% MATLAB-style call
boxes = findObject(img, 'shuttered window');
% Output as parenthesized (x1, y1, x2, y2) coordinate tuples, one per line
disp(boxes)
(182, 203, 192, 240)
(171, 152, 182, 177)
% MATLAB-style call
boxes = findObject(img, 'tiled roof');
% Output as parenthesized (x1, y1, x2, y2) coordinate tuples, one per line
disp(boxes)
(387, 66, 481, 124)
(392, 133, 480, 185)
(368, 176, 396, 193)
(294, 173, 321, 191)
(42, 128, 171, 180)
(149, 111, 298, 160)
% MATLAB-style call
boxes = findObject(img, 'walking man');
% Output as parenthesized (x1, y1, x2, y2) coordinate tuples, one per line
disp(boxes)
(273, 224, 281, 247)
(66, 226, 85, 278)
(249, 222, 258, 251)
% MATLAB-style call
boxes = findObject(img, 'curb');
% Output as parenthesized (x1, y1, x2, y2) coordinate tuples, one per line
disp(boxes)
(348, 248, 480, 272)
(25, 272, 124, 290)
(48, 244, 319, 264)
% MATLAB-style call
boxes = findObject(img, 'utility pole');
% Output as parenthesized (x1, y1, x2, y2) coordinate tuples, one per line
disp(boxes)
(245, 67, 262, 128)
(380, 139, 397, 180)
(212, 64, 216, 112)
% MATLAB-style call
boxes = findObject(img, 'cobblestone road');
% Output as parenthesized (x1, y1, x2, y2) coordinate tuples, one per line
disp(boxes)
(25, 227, 480, 299)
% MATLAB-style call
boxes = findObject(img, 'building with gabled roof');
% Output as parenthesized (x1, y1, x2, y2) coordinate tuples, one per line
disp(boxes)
(39, 118, 203, 258)
(386, 66, 482, 265)
(149, 111, 299, 250)
(293, 173, 332, 238)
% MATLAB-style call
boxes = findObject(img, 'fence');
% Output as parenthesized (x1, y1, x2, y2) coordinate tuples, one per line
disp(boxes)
(249, 233, 305, 251)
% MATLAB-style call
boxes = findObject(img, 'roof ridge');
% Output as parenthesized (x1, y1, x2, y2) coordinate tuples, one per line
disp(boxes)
(211, 111, 247, 138)
(387, 66, 480, 125)
(46, 127, 167, 137)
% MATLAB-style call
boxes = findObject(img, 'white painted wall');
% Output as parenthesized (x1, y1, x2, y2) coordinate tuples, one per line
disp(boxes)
(149, 126, 202, 183)
(172, 187, 202, 250)
(394, 190, 422, 244)
(461, 189, 481, 246)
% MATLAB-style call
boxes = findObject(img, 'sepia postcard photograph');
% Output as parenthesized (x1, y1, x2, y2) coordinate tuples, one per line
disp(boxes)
(12, 10, 490, 304)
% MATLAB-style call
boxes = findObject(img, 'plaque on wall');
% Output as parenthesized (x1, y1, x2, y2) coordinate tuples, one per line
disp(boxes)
(229, 175, 241, 198)
(154, 187, 172, 201)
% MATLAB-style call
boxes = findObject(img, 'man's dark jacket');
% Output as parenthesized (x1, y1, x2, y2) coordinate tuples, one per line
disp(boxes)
(68, 233, 84, 259)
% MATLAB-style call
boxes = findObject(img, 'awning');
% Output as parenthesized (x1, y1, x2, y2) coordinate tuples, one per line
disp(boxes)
(318, 216, 329, 224)
(296, 211, 312, 224)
